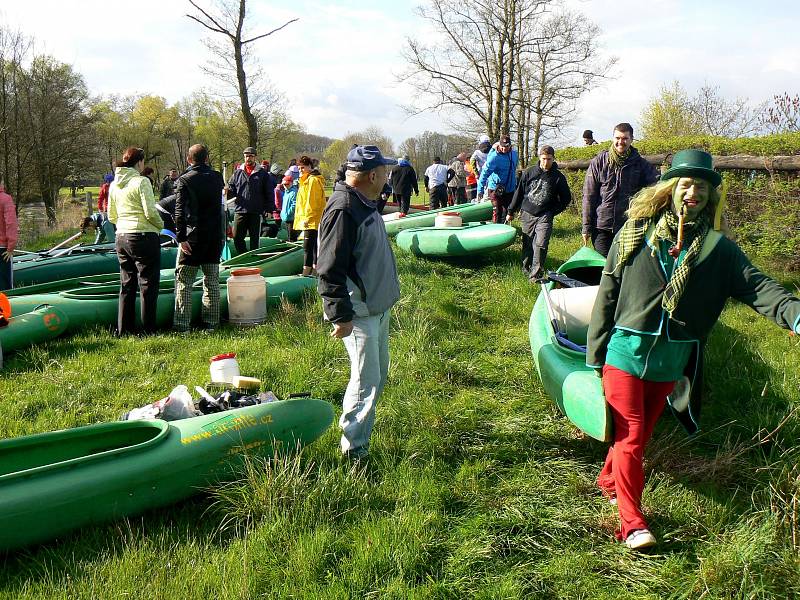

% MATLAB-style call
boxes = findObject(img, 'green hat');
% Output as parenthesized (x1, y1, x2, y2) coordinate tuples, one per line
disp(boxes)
(661, 149, 721, 187)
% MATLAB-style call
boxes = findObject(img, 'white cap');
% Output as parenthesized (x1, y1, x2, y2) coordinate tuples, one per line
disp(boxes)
(478, 134, 490, 144)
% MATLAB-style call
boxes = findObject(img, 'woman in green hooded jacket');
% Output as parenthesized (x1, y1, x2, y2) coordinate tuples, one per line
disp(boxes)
(108, 147, 164, 335)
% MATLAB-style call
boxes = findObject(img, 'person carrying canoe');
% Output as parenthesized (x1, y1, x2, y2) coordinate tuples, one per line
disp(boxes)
(424, 157, 453, 210)
(390, 154, 419, 216)
(506, 145, 572, 281)
(316, 144, 400, 463)
(586, 149, 800, 550)
(476, 134, 519, 224)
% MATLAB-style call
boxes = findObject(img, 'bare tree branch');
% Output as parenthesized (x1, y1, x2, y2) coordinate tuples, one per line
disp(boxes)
(242, 18, 299, 44)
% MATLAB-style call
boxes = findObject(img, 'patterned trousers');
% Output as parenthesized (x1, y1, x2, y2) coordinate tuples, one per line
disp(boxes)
(173, 257, 220, 331)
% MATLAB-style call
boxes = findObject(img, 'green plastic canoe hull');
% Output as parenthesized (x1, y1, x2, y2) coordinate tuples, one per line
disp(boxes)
(6, 243, 303, 297)
(383, 201, 493, 237)
(0, 398, 334, 551)
(528, 246, 612, 442)
(395, 222, 516, 257)
(0, 305, 69, 353)
(13, 247, 178, 287)
(12, 237, 285, 288)
(8, 275, 317, 335)
(219, 241, 304, 273)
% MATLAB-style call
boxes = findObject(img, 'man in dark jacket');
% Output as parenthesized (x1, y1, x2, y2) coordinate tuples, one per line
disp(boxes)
(173, 144, 225, 332)
(582, 123, 659, 256)
(317, 144, 401, 462)
(226, 146, 273, 253)
(507, 145, 572, 280)
(390, 154, 419, 215)
(160, 169, 179, 200)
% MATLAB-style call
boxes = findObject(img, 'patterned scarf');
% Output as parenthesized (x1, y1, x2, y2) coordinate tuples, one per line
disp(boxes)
(607, 209, 710, 317)
(608, 143, 632, 169)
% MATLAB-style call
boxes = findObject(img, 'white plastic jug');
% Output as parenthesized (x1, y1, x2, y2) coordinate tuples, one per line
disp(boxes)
(209, 353, 240, 384)
(227, 267, 267, 325)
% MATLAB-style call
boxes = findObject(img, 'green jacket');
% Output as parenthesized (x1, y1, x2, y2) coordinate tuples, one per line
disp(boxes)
(587, 227, 800, 432)
(108, 167, 163, 234)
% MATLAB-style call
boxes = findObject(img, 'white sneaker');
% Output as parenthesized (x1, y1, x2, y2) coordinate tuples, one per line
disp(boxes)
(625, 529, 656, 550)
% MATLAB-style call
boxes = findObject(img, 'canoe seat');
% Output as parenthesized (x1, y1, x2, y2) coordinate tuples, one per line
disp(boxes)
(548, 285, 599, 346)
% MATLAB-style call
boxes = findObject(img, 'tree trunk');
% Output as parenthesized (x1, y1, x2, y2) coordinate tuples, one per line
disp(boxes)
(234, 0, 258, 149)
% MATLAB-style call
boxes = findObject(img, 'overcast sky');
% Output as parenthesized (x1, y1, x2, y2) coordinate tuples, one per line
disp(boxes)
(1, 0, 798, 149)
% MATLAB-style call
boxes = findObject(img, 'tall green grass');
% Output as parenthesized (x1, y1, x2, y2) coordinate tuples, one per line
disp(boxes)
(0, 213, 798, 598)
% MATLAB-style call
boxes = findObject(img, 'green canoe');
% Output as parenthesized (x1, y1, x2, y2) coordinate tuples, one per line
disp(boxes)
(383, 201, 493, 236)
(13, 245, 179, 288)
(395, 222, 516, 257)
(529, 246, 611, 442)
(0, 398, 334, 551)
(6, 241, 303, 297)
(8, 275, 317, 336)
(0, 305, 69, 356)
(12, 237, 285, 289)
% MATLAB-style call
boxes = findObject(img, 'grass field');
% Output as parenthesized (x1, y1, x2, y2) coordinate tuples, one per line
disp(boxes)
(0, 211, 799, 598)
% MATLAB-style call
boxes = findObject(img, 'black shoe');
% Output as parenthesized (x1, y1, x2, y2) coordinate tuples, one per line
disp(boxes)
(343, 448, 369, 464)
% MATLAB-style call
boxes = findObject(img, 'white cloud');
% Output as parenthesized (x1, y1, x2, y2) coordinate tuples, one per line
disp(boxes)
(2, 0, 799, 149)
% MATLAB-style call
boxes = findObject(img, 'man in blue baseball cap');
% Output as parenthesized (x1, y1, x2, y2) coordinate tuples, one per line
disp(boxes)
(317, 145, 400, 462)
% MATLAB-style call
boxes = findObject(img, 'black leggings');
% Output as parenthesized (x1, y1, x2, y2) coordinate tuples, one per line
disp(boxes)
(302, 229, 318, 267)
(116, 232, 161, 334)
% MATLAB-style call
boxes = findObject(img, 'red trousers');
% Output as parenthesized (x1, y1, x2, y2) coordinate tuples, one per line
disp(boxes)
(597, 365, 675, 539)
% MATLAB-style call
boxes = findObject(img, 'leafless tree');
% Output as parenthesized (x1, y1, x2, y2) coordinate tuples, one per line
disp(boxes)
(514, 11, 616, 165)
(400, 1, 615, 167)
(692, 84, 764, 138)
(759, 92, 800, 134)
(0, 27, 32, 207)
(398, 131, 473, 172)
(186, 0, 297, 149)
(399, 0, 549, 143)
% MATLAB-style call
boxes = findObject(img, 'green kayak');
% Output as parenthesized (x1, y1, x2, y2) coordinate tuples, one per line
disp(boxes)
(8, 275, 317, 335)
(12, 237, 285, 289)
(0, 305, 69, 355)
(383, 201, 493, 237)
(6, 242, 303, 297)
(13, 246, 178, 287)
(0, 398, 334, 551)
(395, 222, 516, 257)
(529, 246, 611, 442)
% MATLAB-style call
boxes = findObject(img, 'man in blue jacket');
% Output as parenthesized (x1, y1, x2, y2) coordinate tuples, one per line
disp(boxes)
(477, 134, 519, 223)
(316, 145, 401, 462)
(226, 147, 273, 253)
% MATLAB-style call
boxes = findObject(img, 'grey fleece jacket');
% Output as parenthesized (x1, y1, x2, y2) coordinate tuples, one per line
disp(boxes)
(317, 182, 400, 323)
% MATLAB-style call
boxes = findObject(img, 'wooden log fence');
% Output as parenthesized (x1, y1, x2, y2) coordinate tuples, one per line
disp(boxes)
(558, 154, 800, 172)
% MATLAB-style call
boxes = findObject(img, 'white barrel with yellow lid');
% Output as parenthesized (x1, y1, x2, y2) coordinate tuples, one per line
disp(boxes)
(227, 267, 267, 325)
